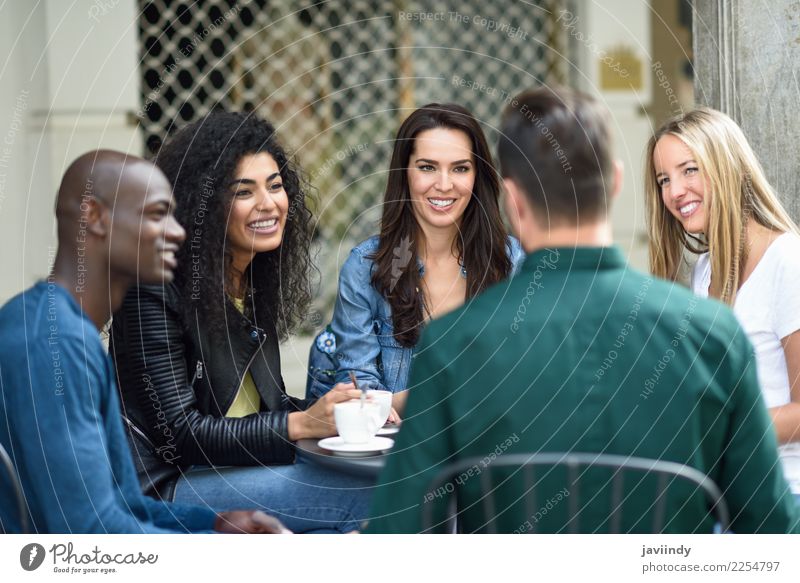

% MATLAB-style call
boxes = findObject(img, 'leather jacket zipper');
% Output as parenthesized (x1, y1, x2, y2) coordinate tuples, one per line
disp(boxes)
(122, 415, 157, 451)
(190, 360, 203, 385)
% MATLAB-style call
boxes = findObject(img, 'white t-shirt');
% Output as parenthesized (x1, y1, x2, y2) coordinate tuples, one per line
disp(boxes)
(692, 232, 800, 493)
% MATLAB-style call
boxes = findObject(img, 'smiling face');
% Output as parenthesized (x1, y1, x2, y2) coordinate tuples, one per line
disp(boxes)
(653, 134, 709, 234)
(407, 128, 475, 233)
(226, 152, 289, 271)
(109, 162, 185, 285)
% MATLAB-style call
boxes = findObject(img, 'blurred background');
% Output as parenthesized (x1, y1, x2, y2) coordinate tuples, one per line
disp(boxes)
(0, 0, 695, 390)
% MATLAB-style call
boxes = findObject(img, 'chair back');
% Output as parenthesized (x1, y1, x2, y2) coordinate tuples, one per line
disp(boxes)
(422, 452, 729, 533)
(0, 441, 29, 533)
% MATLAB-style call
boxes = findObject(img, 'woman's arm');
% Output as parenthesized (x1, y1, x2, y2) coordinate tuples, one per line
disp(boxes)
(769, 330, 800, 443)
(327, 249, 393, 392)
(112, 285, 296, 466)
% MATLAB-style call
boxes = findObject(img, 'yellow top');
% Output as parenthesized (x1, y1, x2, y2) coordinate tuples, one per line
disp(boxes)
(226, 298, 262, 418)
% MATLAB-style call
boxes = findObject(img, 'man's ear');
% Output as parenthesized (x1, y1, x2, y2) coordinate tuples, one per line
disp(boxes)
(609, 159, 624, 201)
(84, 197, 110, 238)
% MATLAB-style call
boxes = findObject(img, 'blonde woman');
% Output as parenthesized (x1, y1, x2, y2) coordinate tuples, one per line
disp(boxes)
(645, 107, 800, 502)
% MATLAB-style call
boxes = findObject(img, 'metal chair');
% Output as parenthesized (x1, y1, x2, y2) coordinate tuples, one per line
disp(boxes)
(422, 452, 729, 534)
(0, 441, 29, 533)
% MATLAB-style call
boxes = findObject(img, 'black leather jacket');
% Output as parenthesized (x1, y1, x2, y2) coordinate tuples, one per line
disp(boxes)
(109, 284, 312, 499)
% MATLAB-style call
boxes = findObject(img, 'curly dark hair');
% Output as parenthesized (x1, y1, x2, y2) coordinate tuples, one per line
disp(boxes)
(371, 103, 512, 347)
(154, 111, 314, 340)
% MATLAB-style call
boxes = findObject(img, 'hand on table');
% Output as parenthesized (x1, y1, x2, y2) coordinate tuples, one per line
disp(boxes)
(288, 383, 363, 440)
(391, 390, 409, 418)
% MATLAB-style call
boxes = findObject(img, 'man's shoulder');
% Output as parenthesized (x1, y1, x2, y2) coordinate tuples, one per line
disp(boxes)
(0, 282, 103, 354)
(421, 270, 522, 348)
(425, 267, 741, 351)
(0, 283, 51, 341)
(637, 271, 739, 331)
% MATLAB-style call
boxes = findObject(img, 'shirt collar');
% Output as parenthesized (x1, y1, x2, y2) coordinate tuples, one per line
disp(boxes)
(520, 245, 627, 274)
(416, 257, 468, 279)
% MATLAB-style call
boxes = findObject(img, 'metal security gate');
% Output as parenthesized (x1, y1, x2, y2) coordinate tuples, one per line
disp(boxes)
(137, 0, 569, 328)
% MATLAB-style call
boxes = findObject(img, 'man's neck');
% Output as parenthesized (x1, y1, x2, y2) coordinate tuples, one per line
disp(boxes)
(51, 253, 129, 331)
(520, 220, 613, 255)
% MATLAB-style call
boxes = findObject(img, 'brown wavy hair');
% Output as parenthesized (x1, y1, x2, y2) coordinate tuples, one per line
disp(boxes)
(371, 103, 512, 347)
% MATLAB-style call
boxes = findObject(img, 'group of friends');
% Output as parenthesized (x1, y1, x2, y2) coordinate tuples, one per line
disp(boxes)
(1, 85, 799, 534)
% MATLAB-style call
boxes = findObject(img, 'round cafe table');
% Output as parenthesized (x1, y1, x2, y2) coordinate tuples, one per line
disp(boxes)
(297, 435, 459, 532)
(295, 438, 389, 479)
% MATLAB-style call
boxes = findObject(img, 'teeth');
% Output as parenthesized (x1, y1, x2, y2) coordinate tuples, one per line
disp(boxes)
(249, 218, 277, 228)
(679, 202, 699, 217)
(428, 198, 455, 208)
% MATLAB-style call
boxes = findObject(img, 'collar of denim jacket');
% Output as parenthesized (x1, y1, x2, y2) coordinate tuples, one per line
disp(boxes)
(416, 257, 467, 279)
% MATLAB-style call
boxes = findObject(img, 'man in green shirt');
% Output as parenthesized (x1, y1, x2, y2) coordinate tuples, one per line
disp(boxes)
(365, 87, 799, 533)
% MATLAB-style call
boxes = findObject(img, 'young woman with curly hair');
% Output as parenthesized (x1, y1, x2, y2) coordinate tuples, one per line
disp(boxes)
(110, 111, 370, 533)
(307, 103, 524, 409)
(645, 107, 800, 501)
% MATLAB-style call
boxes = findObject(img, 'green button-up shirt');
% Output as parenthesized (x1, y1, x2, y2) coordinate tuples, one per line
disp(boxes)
(365, 246, 799, 533)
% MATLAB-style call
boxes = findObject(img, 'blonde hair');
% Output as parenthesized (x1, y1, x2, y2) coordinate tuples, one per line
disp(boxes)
(644, 107, 799, 305)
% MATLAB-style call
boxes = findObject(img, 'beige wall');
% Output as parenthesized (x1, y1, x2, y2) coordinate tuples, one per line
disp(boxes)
(568, 0, 653, 271)
(564, 0, 693, 271)
(0, 0, 142, 304)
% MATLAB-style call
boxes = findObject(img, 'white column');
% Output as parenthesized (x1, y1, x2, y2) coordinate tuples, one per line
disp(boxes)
(0, 0, 143, 303)
(693, 0, 800, 222)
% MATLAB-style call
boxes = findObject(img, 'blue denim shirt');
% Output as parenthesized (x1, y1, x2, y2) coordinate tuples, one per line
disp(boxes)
(306, 235, 525, 398)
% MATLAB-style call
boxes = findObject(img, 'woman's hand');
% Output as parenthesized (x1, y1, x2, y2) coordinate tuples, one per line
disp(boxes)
(391, 390, 409, 418)
(287, 383, 363, 440)
(214, 510, 292, 534)
(387, 407, 402, 425)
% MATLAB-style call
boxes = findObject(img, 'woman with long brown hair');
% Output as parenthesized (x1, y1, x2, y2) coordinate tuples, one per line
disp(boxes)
(307, 103, 524, 403)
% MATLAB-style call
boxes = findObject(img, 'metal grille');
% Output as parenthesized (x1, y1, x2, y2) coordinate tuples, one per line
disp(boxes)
(137, 0, 568, 323)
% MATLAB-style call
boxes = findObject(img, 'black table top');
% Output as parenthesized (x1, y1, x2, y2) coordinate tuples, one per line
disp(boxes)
(295, 438, 390, 479)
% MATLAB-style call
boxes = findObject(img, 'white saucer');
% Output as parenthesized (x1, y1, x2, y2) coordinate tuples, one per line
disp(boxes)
(377, 424, 400, 436)
(318, 436, 395, 457)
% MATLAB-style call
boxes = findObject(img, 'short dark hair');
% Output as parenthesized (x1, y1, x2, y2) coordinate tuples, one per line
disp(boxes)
(497, 86, 614, 225)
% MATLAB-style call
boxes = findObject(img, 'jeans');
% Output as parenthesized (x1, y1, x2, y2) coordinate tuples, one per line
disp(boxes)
(172, 461, 373, 534)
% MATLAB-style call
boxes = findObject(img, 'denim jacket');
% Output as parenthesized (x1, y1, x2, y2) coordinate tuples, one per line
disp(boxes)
(306, 235, 525, 398)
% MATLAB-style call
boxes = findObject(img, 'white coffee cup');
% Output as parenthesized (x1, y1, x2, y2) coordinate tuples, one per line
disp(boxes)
(366, 389, 392, 427)
(334, 400, 381, 444)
